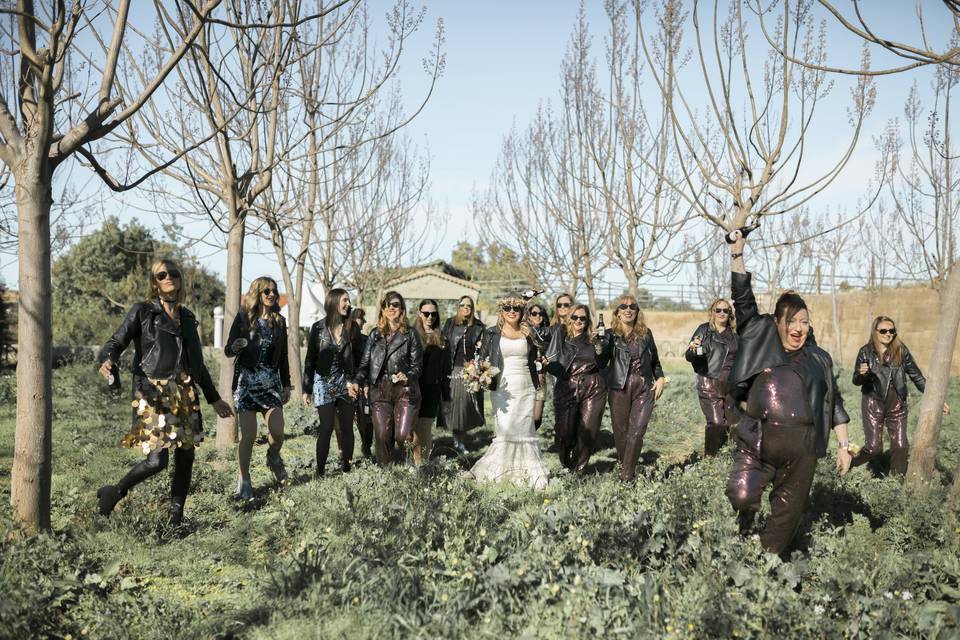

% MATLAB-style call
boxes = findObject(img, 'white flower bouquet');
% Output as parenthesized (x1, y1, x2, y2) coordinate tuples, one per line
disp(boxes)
(459, 357, 500, 393)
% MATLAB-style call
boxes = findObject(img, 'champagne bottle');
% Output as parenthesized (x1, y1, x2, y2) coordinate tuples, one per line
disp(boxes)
(106, 362, 121, 390)
(725, 221, 761, 244)
(522, 288, 544, 301)
(597, 312, 605, 337)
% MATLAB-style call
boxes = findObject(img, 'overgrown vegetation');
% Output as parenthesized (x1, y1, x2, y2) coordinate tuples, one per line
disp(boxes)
(1, 360, 958, 638)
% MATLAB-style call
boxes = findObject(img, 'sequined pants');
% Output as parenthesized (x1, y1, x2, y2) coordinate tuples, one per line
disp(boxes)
(115, 447, 195, 508)
(608, 373, 655, 482)
(726, 418, 817, 554)
(852, 391, 909, 476)
(697, 375, 733, 456)
(316, 397, 355, 475)
(553, 372, 607, 473)
(370, 377, 421, 465)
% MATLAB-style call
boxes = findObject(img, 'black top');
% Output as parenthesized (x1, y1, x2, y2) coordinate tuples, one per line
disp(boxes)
(852, 343, 926, 401)
(224, 311, 292, 391)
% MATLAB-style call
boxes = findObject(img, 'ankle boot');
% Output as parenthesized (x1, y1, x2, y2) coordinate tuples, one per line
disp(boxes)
(96, 485, 123, 516)
(168, 502, 184, 527)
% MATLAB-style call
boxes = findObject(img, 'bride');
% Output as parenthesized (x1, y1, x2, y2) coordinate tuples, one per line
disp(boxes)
(467, 293, 549, 490)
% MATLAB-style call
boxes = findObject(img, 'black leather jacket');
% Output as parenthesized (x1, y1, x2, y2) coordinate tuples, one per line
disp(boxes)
(223, 311, 291, 392)
(302, 320, 363, 395)
(852, 343, 925, 401)
(544, 326, 612, 380)
(477, 326, 542, 391)
(685, 322, 738, 379)
(442, 317, 485, 368)
(98, 300, 220, 404)
(728, 272, 849, 458)
(354, 328, 423, 387)
(604, 330, 664, 391)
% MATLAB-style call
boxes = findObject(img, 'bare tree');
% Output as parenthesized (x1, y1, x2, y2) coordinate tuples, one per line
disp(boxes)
(0, 0, 221, 530)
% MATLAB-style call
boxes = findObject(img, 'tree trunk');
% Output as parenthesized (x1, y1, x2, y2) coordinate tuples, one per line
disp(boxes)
(12, 171, 53, 532)
(285, 293, 303, 395)
(906, 259, 960, 487)
(830, 258, 842, 362)
(216, 209, 245, 453)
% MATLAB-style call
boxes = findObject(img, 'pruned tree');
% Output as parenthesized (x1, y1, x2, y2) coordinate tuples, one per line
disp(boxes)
(0, 0, 222, 530)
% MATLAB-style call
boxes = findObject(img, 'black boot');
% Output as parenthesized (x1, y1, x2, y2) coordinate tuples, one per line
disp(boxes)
(168, 502, 184, 527)
(266, 448, 288, 484)
(96, 485, 123, 516)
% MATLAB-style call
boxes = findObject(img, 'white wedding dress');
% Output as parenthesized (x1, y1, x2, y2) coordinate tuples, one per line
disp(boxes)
(468, 336, 549, 490)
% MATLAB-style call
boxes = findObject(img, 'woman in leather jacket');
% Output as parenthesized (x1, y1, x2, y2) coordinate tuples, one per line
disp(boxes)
(412, 299, 451, 465)
(525, 303, 551, 429)
(441, 295, 485, 453)
(349, 291, 423, 464)
(303, 288, 362, 476)
(95, 259, 233, 525)
(850, 316, 948, 477)
(224, 277, 292, 498)
(724, 230, 852, 554)
(606, 295, 667, 482)
(546, 303, 611, 473)
(349, 307, 374, 460)
(686, 297, 739, 456)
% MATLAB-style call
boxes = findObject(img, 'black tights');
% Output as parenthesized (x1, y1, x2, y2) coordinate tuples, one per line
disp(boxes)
(316, 398, 355, 474)
(116, 447, 195, 507)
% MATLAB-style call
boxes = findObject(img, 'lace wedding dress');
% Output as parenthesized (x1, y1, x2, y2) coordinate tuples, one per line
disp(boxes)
(468, 336, 549, 490)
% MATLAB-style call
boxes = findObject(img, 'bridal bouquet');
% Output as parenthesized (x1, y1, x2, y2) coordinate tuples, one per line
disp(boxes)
(459, 357, 500, 393)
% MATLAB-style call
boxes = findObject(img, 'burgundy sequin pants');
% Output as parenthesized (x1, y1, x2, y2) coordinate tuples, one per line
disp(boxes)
(726, 418, 818, 554)
(608, 373, 655, 482)
(697, 375, 734, 456)
(851, 391, 908, 476)
(553, 372, 607, 473)
(369, 377, 421, 465)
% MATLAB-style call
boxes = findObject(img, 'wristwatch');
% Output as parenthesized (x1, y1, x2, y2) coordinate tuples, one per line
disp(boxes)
(838, 439, 850, 451)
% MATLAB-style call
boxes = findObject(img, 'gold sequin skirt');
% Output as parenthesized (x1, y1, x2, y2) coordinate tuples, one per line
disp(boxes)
(121, 372, 204, 454)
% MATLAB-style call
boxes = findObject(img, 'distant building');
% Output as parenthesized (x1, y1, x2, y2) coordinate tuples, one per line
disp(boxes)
(380, 261, 482, 320)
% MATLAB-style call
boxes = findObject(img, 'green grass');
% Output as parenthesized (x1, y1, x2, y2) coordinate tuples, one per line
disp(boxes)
(1, 359, 959, 639)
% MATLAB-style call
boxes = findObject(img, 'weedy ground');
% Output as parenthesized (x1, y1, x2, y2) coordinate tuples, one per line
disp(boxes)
(1, 359, 959, 639)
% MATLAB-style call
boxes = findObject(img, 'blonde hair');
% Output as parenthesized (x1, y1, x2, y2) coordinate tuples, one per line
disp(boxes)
(496, 295, 531, 338)
(551, 292, 575, 327)
(869, 315, 903, 366)
(376, 290, 410, 335)
(564, 303, 595, 343)
(707, 297, 736, 332)
(244, 277, 283, 328)
(609, 295, 648, 340)
(146, 258, 185, 306)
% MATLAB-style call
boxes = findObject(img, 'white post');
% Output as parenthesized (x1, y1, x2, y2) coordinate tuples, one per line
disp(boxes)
(213, 306, 224, 348)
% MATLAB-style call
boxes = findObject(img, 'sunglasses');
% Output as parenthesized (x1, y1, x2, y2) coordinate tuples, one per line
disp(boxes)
(570, 315, 588, 322)
(714, 308, 731, 314)
(528, 311, 543, 317)
(557, 302, 572, 309)
(385, 301, 403, 309)
(501, 304, 524, 313)
(618, 303, 639, 311)
(877, 328, 897, 336)
(421, 311, 439, 318)
(262, 288, 278, 296)
(154, 269, 181, 281)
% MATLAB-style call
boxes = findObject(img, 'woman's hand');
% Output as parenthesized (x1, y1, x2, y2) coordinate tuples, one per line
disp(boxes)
(858, 362, 869, 375)
(212, 400, 234, 418)
(836, 446, 853, 476)
(302, 393, 312, 406)
(99, 358, 113, 379)
(392, 372, 408, 385)
(282, 387, 291, 404)
(688, 337, 702, 352)
(347, 383, 360, 399)
(653, 377, 666, 400)
(944, 402, 951, 416)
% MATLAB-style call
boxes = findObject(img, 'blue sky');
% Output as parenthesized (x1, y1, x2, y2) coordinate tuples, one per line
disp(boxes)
(2, 0, 946, 293)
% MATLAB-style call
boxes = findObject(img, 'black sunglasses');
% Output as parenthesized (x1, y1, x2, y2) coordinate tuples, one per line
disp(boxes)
(618, 303, 639, 311)
(421, 310, 439, 318)
(714, 307, 731, 314)
(570, 314, 588, 322)
(557, 302, 572, 309)
(501, 304, 524, 313)
(528, 311, 543, 317)
(385, 301, 403, 309)
(877, 328, 897, 336)
(154, 269, 181, 281)
(262, 288, 278, 296)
